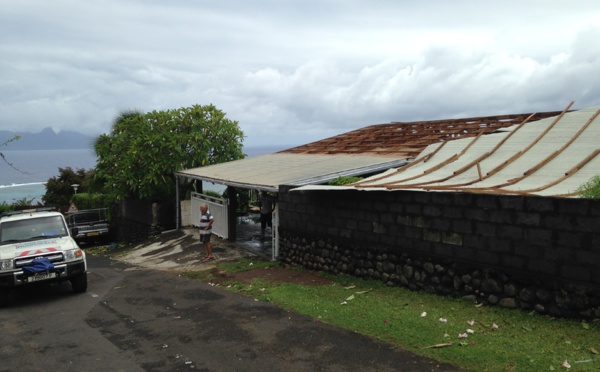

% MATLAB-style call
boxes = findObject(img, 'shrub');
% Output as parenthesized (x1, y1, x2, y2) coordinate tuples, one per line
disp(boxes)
(222, 188, 251, 215)
(0, 202, 12, 214)
(328, 176, 363, 186)
(203, 190, 223, 199)
(71, 193, 113, 210)
(576, 175, 600, 198)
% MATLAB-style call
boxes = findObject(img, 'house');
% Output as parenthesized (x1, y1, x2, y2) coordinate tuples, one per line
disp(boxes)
(176, 102, 600, 320)
(175, 109, 563, 255)
(297, 103, 600, 197)
(280, 103, 600, 320)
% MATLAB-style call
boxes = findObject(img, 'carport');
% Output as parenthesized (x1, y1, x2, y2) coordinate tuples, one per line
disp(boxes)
(174, 109, 563, 259)
(175, 152, 407, 259)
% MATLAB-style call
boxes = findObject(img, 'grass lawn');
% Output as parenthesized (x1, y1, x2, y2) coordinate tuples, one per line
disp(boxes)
(183, 258, 600, 372)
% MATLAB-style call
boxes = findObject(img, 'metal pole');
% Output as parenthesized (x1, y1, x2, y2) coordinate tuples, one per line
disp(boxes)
(175, 176, 180, 230)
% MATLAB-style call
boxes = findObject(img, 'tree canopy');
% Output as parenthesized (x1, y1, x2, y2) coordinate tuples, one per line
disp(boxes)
(42, 167, 88, 206)
(94, 104, 244, 201)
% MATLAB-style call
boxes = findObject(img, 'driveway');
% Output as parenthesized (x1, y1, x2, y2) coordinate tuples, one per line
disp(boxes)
(85, 254, 463, 371)
(0, 230, 463, 371)
(111, 228, 254, 271)
(88, 229, 464, 371)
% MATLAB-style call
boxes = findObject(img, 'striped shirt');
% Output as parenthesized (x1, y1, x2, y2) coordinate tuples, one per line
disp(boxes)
(199, 210, 214, 235)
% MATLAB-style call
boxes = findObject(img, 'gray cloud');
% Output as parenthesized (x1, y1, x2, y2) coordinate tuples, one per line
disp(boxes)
(1, 1, 599, 147)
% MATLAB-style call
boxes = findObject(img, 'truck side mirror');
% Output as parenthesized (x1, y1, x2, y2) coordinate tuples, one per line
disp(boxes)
(71, 227, 79, 236)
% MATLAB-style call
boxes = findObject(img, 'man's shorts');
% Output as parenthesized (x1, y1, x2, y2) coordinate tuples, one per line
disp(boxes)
(200, 232, 212, 243)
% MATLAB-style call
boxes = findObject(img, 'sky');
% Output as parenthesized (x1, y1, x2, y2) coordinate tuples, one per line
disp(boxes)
(2, 1, 600, 147)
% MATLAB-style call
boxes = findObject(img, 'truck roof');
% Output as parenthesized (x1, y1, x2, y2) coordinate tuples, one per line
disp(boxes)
(0, 208, 63, 223)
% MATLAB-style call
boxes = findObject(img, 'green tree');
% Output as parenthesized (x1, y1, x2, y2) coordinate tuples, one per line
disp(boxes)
(42, 167, 88, 206)
(94, 104, 244, 201)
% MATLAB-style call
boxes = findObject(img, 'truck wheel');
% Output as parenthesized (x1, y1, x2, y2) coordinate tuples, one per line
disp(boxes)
(0, 288, 10, 307)
(71, 273, 88, 293)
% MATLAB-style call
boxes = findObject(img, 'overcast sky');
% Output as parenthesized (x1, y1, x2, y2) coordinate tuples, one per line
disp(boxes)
(2, 1, 600, 147)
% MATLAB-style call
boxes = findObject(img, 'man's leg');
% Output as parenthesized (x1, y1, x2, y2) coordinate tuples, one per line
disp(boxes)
(206, 239, 212, 258)
(202, 234, 213, 260)
(201, 235, 208, 258)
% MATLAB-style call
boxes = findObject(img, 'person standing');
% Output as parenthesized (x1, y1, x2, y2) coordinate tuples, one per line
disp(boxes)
(199, 203, 214, 261)
(259, 191, 274, 240)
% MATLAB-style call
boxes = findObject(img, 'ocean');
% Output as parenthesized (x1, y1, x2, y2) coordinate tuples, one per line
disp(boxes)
(0, 146, 291, 205)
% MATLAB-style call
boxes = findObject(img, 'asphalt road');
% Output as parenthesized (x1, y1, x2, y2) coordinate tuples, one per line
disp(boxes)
(0, 254, 463, 372)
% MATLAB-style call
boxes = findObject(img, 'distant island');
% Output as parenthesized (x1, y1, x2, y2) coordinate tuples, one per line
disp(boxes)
(0, 128, 94, 150)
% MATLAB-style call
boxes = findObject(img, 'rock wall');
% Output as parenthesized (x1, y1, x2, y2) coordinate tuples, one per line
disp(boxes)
(112, 198, 176, 243)
(277, 186, 600, 321)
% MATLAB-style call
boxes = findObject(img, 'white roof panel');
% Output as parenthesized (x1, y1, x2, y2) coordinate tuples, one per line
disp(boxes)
(296, 105, 600, 197)
(176, 153, 407, 191)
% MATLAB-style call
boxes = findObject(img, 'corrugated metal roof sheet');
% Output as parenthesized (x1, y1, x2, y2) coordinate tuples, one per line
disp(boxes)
(296, 104, 600, 197)
(176, 110, 562, 191)
(175, 153, 407, 192)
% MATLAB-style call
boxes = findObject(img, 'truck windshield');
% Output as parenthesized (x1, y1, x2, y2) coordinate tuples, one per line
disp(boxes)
(0, 216, 69, 244)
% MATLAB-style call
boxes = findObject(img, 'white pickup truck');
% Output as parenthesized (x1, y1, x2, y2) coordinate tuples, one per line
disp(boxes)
(0, 208, 88, 307)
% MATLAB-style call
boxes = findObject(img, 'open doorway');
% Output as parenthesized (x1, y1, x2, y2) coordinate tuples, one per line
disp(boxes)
(237, 190, 278, 260)
(188, 188, 279, 260)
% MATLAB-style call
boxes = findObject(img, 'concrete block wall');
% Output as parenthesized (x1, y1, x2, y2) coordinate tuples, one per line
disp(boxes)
(277, 185, 600, 320)
(112, 198, 176, 243)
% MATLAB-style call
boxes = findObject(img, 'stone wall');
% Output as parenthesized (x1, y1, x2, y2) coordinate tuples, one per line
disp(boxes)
(112, 198, 176, 243)
(277, 185, 600, 321)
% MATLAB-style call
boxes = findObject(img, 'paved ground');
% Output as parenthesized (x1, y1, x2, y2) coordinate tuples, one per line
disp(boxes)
(85, 255, 463, 371)
(1, 253, 463, 371)
(98, 226, 465, 371)
(112, 217, 274, 273)
(111, 227, 325, 287)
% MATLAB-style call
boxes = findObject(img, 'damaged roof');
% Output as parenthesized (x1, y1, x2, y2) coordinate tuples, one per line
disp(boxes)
(176, 109, 564, 192)
(280, 111, 563, 158)
(296, 103, 600, 198)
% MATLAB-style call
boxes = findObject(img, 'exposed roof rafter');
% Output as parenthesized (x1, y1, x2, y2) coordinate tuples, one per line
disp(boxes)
(281, 111, 564, 158)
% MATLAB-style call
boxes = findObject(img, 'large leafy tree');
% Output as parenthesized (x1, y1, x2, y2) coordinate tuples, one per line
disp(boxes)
(42, 167, 88, 206)
(94, 104, 244, 201)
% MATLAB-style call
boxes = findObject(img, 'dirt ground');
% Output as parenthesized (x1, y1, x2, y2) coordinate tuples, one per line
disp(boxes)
(107, 228, 332, 287)
(203, 265, 333, 286)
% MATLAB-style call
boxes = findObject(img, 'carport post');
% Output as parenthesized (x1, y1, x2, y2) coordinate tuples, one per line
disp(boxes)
(175, 176, 180, 230)
(226, 186, 237, 241)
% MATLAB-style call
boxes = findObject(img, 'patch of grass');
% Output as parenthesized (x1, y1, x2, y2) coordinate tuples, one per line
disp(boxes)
(212, 265, 600, 371)
(180, 258, 278, 283)
(84, 242, 134, 257)
(83, 245, 112, 255)
(217, 257, 279, 273)
(180, 269, 217, 282)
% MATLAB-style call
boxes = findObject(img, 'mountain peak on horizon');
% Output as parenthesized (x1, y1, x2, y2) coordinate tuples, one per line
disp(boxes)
(39, 127, 57, 134)
(0, 128, 93, 150)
